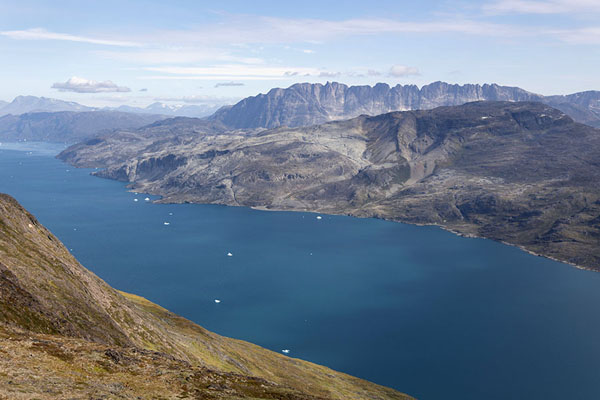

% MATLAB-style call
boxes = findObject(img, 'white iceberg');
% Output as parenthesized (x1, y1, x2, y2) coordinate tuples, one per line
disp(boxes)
(227, 252, 233, 257)
(214, 299, 221, 303)
(281, 349, 290, 354)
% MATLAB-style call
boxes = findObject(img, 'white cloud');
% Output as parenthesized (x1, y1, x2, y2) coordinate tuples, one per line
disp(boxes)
(142, 17, 524, 47)
(319, 71, 341, 78)
(0, 28, 140, 47)
(95, 48, 264, 65)
(142, 65, 322, 80)
(52, 77, 131, 93)
(483, 0, 600, 14)
(154, 95, 238, 104)
(550, 27, 600, 44)
(389, 65, 420, 77)
(215, 82, 245, 88)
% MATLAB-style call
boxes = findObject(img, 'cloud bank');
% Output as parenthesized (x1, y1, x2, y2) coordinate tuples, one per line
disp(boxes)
(1, 28, 140, 47)
(389, 65, 420, 77)
(52, 77, 131, 93)
(215, 82, 245, 88)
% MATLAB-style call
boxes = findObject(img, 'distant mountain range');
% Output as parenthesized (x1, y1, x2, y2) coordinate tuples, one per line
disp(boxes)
(0, 96, 94, 115)
(3, 82, 600, 130)
(210, 81, 600, 129)
(0, 111, 167, 143)
(110, 102, 221, 118)
(0, 96, 219, 118)
(60, 101, 600, 271)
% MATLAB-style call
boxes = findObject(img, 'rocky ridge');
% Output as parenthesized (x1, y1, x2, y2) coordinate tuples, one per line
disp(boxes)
(210, 81, 600, 129)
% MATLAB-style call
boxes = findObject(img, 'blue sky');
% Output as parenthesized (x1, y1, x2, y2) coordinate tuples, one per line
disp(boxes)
(1, 0, 599, 108)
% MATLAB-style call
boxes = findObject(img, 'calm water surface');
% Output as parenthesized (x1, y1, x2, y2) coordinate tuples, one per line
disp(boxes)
(1, 142, 600, 400)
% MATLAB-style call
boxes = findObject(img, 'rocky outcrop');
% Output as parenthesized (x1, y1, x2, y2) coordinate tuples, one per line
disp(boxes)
(209, 81, 600, 129)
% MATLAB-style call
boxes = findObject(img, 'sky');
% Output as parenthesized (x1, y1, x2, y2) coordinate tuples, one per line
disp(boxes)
(1, 0, 599, 108)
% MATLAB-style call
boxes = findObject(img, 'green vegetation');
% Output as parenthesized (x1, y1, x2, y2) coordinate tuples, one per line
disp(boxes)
(0, 193, 412, 400)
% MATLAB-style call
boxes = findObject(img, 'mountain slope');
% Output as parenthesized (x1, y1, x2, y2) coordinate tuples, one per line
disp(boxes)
(110, 102, 222, 118)
(60, 101, 600, 271)
(0, 111, 169, 143)
(209, 81, 600, 129)
(544, 91, 600, 128)
(0, 95, 94, 115)
(0, 193, 410, 400)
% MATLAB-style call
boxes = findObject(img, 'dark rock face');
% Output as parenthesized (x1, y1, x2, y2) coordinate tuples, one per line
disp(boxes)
(0, 111, 168, 143)
(60, 101, 600, 271)
(210, 81, 600, 129)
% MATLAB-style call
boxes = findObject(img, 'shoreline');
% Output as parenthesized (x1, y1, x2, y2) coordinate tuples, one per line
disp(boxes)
(149, 191, 596, 273)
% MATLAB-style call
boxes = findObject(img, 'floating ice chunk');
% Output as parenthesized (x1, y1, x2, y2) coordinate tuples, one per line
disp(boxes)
(227, 252, 233, 257)
(214, 299, 221, 303)
(163, 222, 170, 226)
(169, 212, 173, 216)
(281, 349, 290, 354)
(316, 216, 322, 220)
(145, 197, 150, 201)
(133, 198, 138, 202)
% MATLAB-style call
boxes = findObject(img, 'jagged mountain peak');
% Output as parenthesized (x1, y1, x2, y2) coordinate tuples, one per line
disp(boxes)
(209, 81, 548, 129)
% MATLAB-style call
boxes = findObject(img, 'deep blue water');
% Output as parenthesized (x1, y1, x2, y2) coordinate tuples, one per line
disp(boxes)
(1, 142, 600, 400)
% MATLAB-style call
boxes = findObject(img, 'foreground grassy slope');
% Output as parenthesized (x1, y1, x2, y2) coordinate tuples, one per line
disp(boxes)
(0, 193, 411, 400)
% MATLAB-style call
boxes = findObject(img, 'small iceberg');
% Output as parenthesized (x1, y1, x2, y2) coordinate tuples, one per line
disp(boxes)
(316, 216, 322, 220)
(281, 349, 290, 354)
(214, 299, 221, 303)
(163, 222, 170, 226)
(227, 252, 233, 257)
(144, 197, 150, 201)
(133, 198, 138, 202)
(169, 212, 173, 216)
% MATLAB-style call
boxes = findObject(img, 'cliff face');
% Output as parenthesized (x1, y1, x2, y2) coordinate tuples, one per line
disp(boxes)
(210, 81, 600, 129)
(60, 101, 600, 271)
(209, 81, 544, 129)
(0, 193, 411, 400)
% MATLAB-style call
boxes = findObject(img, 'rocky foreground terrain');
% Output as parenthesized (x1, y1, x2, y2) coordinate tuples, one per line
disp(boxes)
(60, 101, 600, 271)
(210, 81, 600, 129)
(0, 193, 411, 399)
